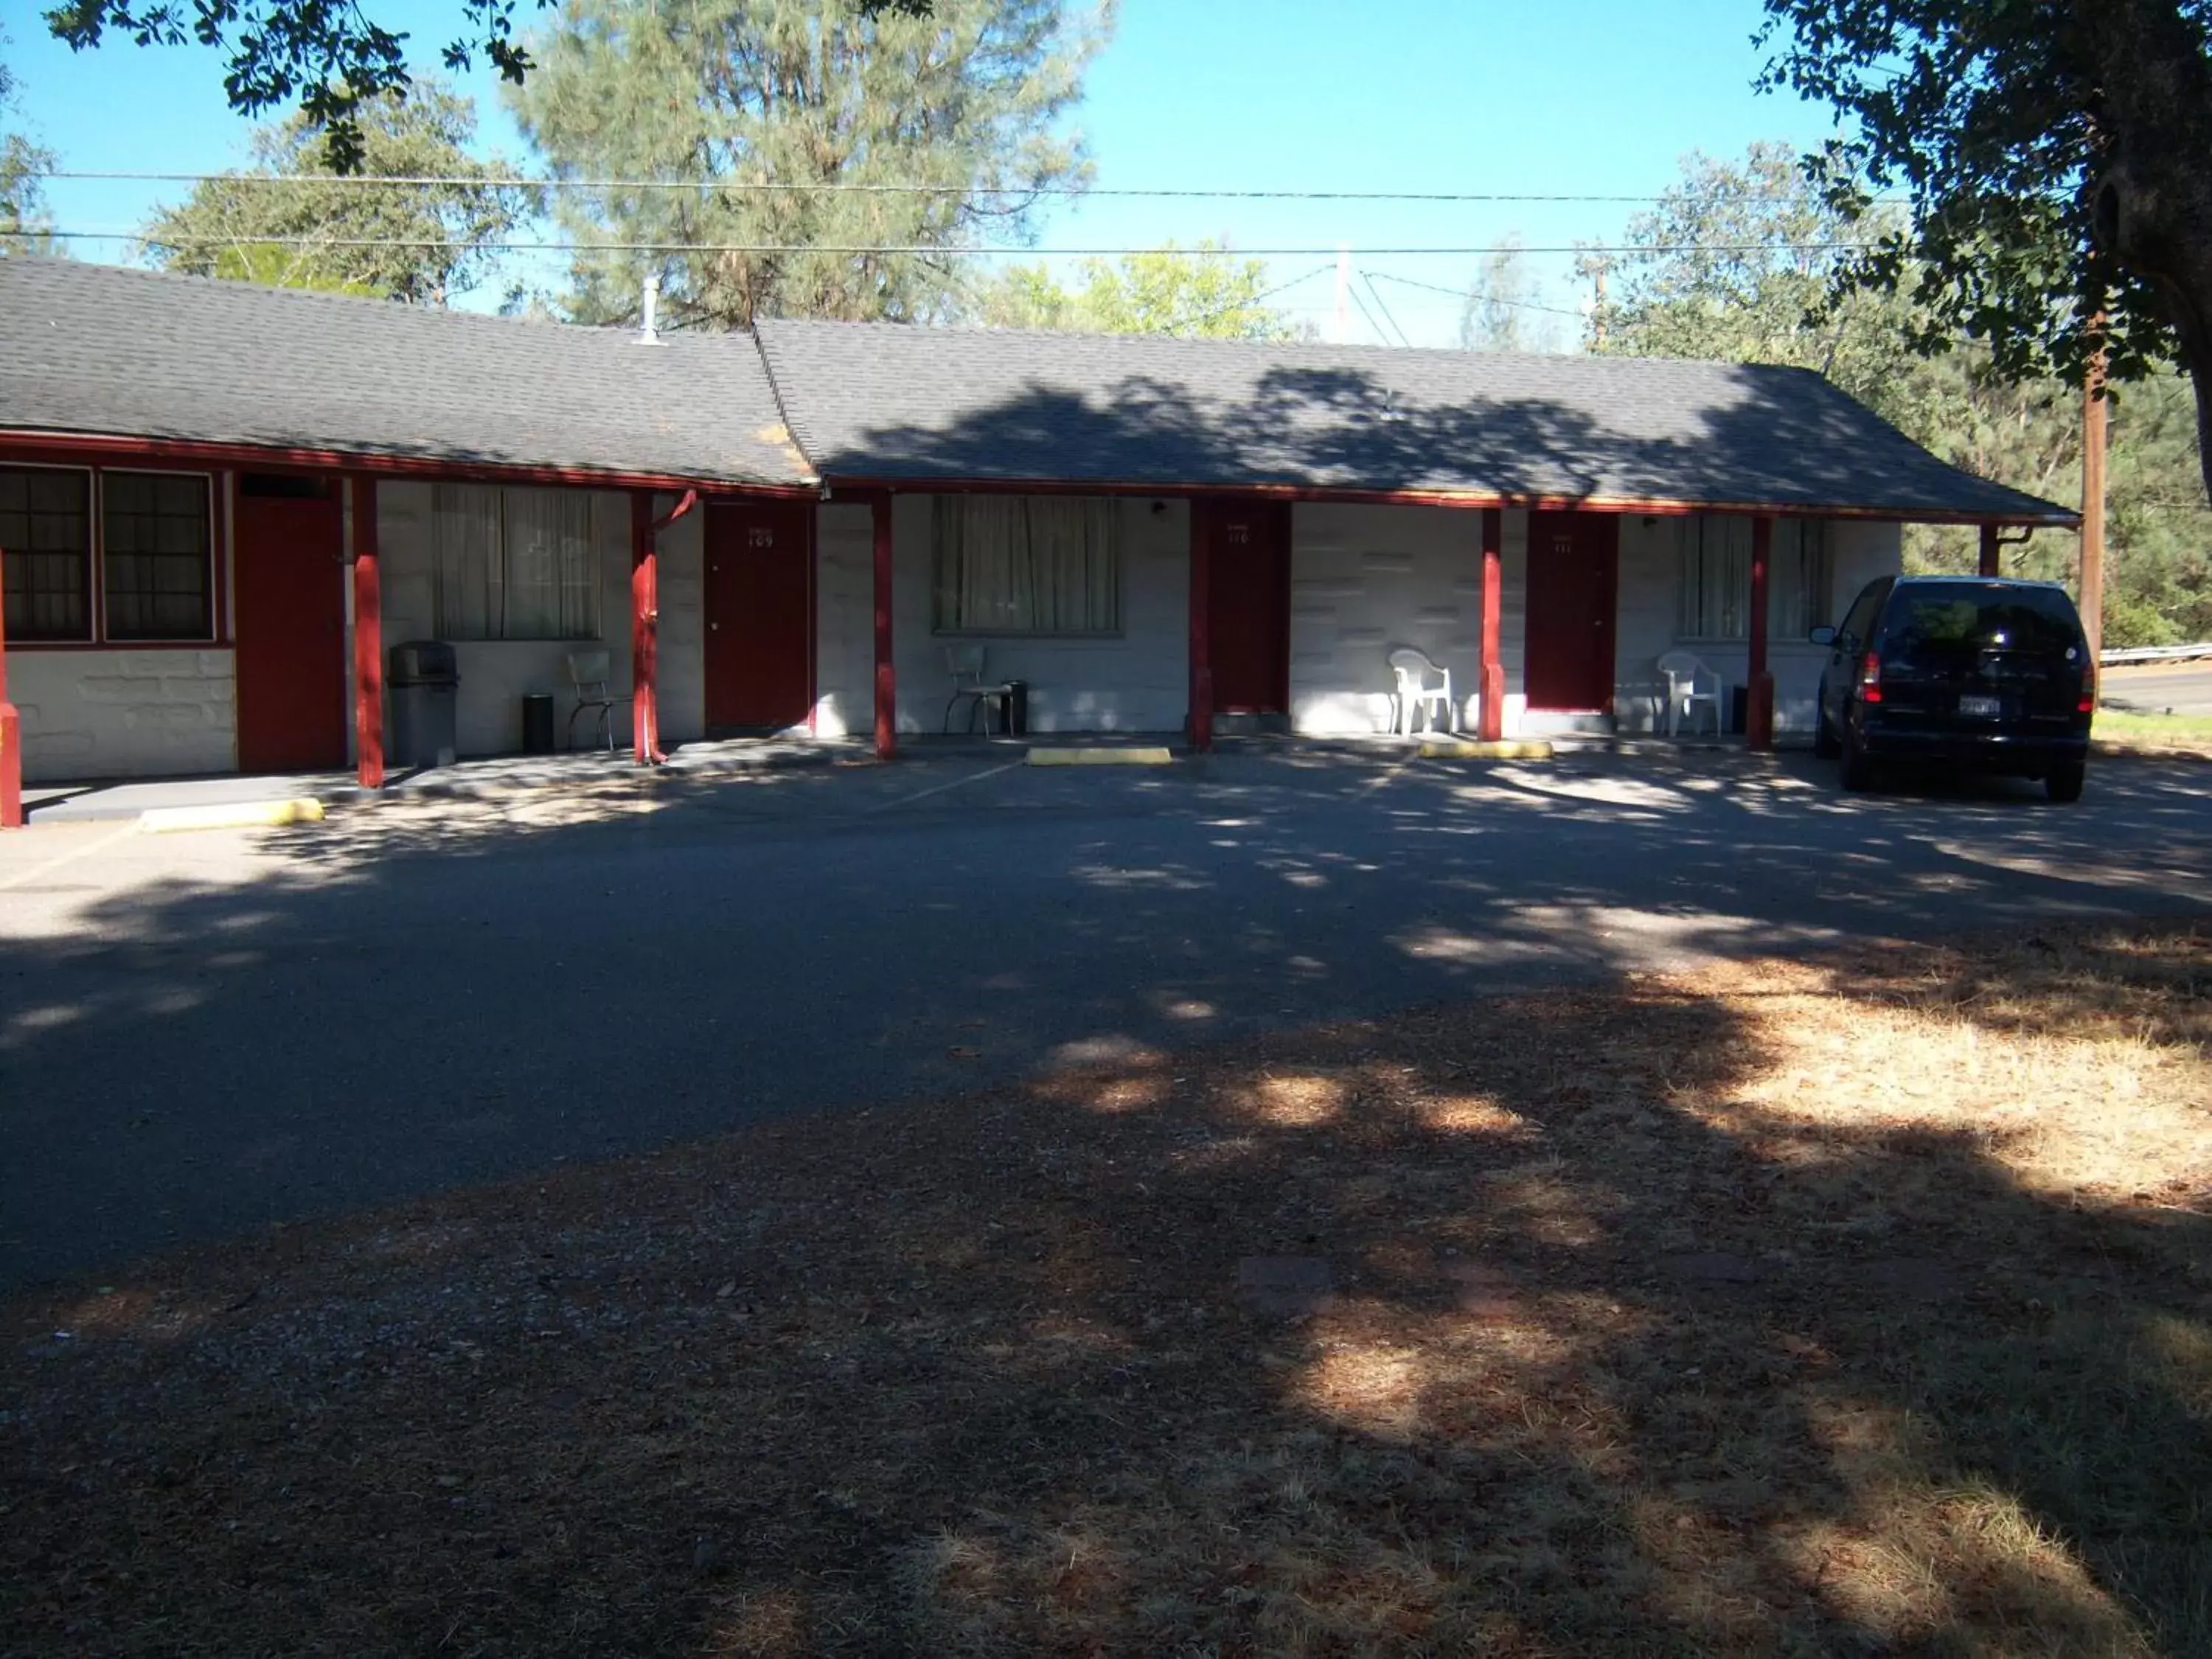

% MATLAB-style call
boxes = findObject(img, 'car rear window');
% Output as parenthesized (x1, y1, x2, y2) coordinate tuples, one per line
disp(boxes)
(1884, 585, 2082, 660)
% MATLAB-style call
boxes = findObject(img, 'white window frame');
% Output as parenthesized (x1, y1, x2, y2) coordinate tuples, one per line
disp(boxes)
(100, 468, 219, 644)
(0, 462, 97, 644)
(1, 462, 220, 647)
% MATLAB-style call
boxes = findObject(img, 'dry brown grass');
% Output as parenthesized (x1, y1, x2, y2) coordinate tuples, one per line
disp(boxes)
(4, 922, 2209, 1657)
(2094, 712, 2212, 762)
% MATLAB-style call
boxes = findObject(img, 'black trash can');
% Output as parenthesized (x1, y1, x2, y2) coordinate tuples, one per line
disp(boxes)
(521, 692, 556, 755)
(389, 640, 459, 768)
(996, 680, 1029, 737)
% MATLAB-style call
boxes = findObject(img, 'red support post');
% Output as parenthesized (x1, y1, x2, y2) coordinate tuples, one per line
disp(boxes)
(1188, 500, 1213, 751)
(1478, 507, 1505, 742)
(350, 476, 385, 790)
(630, 490, 664, 765)
(1978, 521, 2000, 578)
(872, 492, 897, 760)
(1747, 514, 1775, 751)
(0, 526, 20, 829)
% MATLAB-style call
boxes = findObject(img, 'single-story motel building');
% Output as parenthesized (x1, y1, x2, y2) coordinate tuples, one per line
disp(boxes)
(0, 257, 2075, 822)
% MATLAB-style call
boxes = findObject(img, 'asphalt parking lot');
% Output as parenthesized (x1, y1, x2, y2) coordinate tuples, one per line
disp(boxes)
(4, 745, 2209, 1289)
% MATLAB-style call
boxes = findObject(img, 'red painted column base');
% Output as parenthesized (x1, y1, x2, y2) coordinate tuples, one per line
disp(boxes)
(0, 703, 21, 829)
(1747, 671, 1776, 751)
(1978, 521, 2001, 578)
(1189, 667, 1214, 751)
(1478, 667, 1506, 743)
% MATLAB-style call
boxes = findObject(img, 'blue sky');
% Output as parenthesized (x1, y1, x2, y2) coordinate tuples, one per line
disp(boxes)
(5, 0, 1850, 345)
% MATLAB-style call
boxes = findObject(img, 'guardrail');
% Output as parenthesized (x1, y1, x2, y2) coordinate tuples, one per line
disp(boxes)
(2101, 642, 2212, 666)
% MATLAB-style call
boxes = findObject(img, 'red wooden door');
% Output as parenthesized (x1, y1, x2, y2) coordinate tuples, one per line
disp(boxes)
(1203, 498, 1291, 713)
(705, 498, 813, 731)
(234, 493, 347, 772)
(1524, 510, 1620, 711)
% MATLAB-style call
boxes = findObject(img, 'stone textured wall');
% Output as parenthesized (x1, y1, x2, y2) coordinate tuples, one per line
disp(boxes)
(1287, 504, 1531, 736)
(13, 649, 237, 782)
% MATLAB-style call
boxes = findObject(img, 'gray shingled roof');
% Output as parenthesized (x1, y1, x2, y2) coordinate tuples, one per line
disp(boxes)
(0, 257, 813, 487)
(755, 318, 2074, 524)
(0, 259, 2075, 523)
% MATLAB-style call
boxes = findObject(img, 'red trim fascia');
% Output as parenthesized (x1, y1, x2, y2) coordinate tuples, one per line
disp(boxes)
(821, 474, 2076, 529)
(0, 431, 818, 501)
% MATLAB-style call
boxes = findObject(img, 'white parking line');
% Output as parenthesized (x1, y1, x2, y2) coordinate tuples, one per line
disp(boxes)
(866, 758, 1028, 813)
(0, 821, 143, 893)
(1352, 757, 1413, 796)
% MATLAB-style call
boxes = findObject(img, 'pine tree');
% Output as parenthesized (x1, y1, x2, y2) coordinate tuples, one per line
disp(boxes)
(507, 0, 1112, 329)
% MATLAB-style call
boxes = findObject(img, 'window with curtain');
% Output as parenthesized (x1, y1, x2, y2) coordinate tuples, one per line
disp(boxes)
(932, 495, 1121, 636)
(1675, 516, 1832, 641)
(1773, 519, 1833, 639)
(0, 466, 93, 641)
(432, 484, 600, 641)
(1675, 515, 1749, 641)
(102, 471, 213, 641)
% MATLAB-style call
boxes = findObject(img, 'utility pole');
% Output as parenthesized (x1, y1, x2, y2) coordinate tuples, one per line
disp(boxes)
(1585, 254, 1610, 350)
(1334, 245, 1352, 346)
(2081, 338, 2109, 660)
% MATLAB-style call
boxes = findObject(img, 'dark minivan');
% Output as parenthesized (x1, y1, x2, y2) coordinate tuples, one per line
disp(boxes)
(1810, 576, 2095, 801)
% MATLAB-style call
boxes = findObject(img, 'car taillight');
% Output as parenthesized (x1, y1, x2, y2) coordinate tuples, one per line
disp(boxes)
(1858, 652, 1883, 705)
(2078, 667, 2096, 714)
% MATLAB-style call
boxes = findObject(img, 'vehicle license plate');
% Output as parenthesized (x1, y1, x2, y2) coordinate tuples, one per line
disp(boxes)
(1958, 695, 2001, 718)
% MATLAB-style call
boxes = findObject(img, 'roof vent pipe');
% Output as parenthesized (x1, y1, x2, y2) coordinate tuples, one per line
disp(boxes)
(638, 273, 660, 346)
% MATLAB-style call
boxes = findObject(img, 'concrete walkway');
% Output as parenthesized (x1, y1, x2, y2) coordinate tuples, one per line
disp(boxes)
(24, 730, 1787, 824)
(24, 734, 860, 823)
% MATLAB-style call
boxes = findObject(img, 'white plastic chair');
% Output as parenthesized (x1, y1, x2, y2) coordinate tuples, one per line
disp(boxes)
(943, 644, 1016, 734)
(565, 650, 625, 751)
(1655, 650, 1722, 737)
(1388, 647, 1454, 737)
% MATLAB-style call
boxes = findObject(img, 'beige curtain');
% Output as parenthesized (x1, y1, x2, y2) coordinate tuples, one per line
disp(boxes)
(934, 496, 1121, 634)
(433, 482, 501, 639)
(434, 484, 599, 641)
(501, 488, 598, 640)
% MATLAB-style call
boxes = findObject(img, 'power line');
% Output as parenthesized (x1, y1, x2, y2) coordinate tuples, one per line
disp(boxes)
(1366, 268, 1590, 319)
(1358, 271, 1414, 349)
(53, 228, 1886, 258)
(29, 168, 1913, 204)
(1345, 282, 1393, 349)
(1176, 260, 1337, 330)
